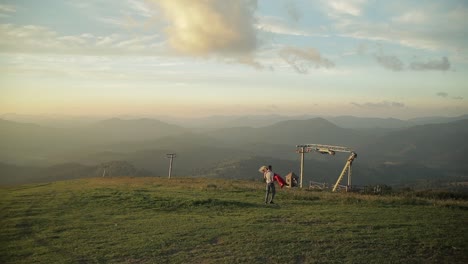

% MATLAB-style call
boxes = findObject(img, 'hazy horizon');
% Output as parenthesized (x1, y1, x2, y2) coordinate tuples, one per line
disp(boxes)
(2, 111, 468, 121)
(1, 0, 468, 119)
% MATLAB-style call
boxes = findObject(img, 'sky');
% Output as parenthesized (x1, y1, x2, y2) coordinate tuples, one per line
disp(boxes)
(0, 0, 467, 119)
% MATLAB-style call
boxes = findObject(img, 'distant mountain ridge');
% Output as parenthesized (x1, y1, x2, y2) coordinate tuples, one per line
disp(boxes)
(1, 115, 468, 187)
(85, 118, 188, 141)
(161, 114, 468, 130)
(4, 113, 468, 130)
(0, 118, 188, 165)
(208, 117, 366, 148)
(362, 119, 468, 170)
(326, 116, 408, 129)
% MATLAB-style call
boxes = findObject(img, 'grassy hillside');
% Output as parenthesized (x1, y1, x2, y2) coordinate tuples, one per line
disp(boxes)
(1, 177, 467, 263)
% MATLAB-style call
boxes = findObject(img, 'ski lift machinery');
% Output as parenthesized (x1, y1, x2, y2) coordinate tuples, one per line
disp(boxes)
(296, 144, 358, 192)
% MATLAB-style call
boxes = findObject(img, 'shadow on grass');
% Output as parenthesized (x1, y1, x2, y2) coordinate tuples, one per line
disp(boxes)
(76, 188, 264, 211)
(147, 198, 263, 211)
(281, 192, 321, 202)
(190, 198, 258, 208)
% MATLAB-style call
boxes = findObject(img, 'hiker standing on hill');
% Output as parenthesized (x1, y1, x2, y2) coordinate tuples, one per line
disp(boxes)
(259, 165, 275, 204)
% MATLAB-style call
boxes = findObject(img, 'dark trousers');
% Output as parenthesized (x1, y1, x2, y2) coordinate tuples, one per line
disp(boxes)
(265, 182, 276, 203)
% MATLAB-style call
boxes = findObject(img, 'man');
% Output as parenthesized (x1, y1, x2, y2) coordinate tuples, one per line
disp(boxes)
(259, 165, 275, 204)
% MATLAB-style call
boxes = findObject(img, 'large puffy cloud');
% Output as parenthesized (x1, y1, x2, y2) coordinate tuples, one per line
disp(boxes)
(154, 0, 258, 56)
(279, 46, 334, 74)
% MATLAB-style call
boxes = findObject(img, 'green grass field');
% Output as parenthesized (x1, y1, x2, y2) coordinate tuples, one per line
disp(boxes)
(1, 177, 467, 263)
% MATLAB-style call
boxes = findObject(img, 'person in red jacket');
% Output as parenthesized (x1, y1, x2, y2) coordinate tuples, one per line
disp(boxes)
(269, 165, 287, 188)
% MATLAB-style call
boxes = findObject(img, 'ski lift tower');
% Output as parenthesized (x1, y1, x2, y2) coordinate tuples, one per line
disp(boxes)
(166, 153, 176, 179)
(296, 144, 358, 192)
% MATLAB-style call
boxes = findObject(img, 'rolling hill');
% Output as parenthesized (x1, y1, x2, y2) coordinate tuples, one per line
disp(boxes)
(1, 116, 468, 188)
(208, 118, 366, 148)
(163, 114, 468, 131)
(361, 119, 468, 169)
(0, 118, 188, 165)
(327, 115, 408, 129)
(84, 118, 188, 142)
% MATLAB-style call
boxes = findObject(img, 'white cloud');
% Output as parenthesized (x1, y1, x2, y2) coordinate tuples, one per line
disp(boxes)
(153, 0, 258, 56)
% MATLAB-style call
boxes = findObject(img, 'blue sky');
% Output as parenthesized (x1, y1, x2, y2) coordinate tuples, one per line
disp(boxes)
(1, 0, 467, 119)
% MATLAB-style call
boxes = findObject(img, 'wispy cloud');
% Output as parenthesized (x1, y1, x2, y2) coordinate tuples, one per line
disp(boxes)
(323, 0, 368, 17)
(374, 54, 404, 71)
(256, 16, 327, 37)
(97, 17, 130, 28)
(436, 92, 448, 98)
(128, 0, 153, 18)
(436, 92, 464, 100)
(329, 3, 468, 53)
(373, 47, 451, 72)
(0, 4, 16, 14)
(410, 57, 450, 71)
(284, 1, 302, 22)
(392, 11, 428, 24)
(278, 46, 334, 74)
(0, 24, 162, 56)
(351, 101, 405, 108)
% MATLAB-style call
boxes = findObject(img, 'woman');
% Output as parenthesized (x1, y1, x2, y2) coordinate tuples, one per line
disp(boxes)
(259, 165, 275, 204)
